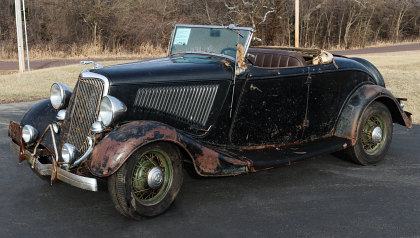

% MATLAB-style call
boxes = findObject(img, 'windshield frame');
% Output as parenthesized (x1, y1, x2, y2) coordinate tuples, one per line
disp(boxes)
(167, 24, 254, 61)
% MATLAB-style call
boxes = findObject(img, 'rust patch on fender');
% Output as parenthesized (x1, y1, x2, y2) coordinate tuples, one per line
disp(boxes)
(88, 121, 250, 177)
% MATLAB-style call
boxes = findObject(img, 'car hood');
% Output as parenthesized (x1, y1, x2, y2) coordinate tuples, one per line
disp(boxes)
(92, 54, 233, 85)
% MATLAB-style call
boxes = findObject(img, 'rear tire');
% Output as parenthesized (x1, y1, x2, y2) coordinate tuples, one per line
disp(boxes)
(345, 101, 393, 165)
(108, 142, 183, 219)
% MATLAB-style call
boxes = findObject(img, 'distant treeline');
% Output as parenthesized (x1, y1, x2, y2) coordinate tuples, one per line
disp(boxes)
(1, 0, 420, 56)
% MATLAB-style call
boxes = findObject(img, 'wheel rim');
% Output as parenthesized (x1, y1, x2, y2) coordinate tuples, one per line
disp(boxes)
(361, 114, 387, 155)
(131, 149, 173, 206)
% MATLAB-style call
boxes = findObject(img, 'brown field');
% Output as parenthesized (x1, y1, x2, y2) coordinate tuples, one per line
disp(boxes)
(0, 60, 135, 103)
(0, 51, 419, 123)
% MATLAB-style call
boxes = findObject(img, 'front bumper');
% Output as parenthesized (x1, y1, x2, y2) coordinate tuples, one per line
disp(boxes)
(9, 121, 98, 192)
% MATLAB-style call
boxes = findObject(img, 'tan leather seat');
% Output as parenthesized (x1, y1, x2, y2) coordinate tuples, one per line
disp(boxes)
(247, 48, 306, 68)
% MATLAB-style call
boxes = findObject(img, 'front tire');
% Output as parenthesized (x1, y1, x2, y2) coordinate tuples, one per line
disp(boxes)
(346, 101, 393, 165)
(108, 142, 183, 219)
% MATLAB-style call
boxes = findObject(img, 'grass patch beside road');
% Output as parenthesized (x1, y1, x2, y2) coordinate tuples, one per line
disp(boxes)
(348, 50, 420, 123)
(0, 60, 135, 103)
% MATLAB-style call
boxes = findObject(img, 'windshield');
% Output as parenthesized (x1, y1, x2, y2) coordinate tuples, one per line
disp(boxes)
(169, 25, 253, 60)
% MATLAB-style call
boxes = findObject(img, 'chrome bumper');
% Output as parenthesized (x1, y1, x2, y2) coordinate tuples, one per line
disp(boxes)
(10, 141, 98, 192)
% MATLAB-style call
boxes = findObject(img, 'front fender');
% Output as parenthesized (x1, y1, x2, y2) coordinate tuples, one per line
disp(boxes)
(21, 99, 57, 130)
(335, 84, 412, 144)
(20, 99, 57, 149)
(87, 121, 250, 177)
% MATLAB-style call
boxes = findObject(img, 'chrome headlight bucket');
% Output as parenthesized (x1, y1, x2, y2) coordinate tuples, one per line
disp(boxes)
(22, 125, 38, 143)
(50, 82, 72, 110)
(99, 96, 127, 126)
(62, 143, 78, 164)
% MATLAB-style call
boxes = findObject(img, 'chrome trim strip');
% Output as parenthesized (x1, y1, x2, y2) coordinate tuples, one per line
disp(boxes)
(243, 30, 254, 56)
(175, 24, 254, 31)
(167, 26, 176, 57)
(80, 71, 110, 96)
(10, 141, 98, 192)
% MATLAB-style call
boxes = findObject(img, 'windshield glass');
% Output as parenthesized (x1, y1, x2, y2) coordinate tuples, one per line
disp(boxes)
(170, 25, 252, 59)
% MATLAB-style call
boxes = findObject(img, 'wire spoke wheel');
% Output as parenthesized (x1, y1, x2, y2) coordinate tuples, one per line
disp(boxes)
(131, 150, 173, 206)
(361, 114, 387, 155)
(342, 101, 393, 165)
(108, 142, 183, 218)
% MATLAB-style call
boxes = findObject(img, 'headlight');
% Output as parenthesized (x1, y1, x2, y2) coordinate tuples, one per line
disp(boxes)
(22, 125, 38, 143)
(91, 121, 106, 134)
(62, 143, 77, 164)
(50, 82, 72, 110)
(99, 96, 127, 126)
(56, 109, 66, 121)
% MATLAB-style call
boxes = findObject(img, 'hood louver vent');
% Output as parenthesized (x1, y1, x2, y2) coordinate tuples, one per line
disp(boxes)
(134, 85, 218, 127)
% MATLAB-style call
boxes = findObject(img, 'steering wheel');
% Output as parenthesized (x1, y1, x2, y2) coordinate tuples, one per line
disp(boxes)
(221, 47, 236, 56)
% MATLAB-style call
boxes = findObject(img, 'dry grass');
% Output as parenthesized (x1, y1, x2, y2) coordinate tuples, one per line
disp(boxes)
(0, 60, 135, 103)
(348, 50, 420, 123)
(0, 42, 166, 61)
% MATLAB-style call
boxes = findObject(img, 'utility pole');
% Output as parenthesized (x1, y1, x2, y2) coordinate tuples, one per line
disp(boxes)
(15, 0, 25, 72)
(295, 0, 299, 48)
(22, 0, 30, 71)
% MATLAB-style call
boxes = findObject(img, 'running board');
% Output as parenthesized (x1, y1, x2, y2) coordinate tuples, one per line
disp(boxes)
(236, 137, 351, 170)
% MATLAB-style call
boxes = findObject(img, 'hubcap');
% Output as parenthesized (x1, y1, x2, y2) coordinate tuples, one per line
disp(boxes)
(371, 126, 382, 143)
(131, 150, 173, 206)
(147, 167, 163, 189)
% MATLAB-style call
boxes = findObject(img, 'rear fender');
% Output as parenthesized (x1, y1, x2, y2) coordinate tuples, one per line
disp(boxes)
(87, 121, 250, 177)
(335, 84, 412, 145)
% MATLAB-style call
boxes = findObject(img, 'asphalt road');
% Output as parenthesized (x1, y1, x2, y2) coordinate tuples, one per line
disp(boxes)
(1, 101, 419, 237)
(330, 43, 420, 55)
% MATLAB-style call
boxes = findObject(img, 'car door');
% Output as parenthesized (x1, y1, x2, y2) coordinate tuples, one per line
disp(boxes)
(230, 66, 309, 146)
(304, 64, 372, 140)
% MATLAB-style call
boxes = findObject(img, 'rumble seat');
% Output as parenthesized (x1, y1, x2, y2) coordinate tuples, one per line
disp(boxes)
(247, 48, 306, 68)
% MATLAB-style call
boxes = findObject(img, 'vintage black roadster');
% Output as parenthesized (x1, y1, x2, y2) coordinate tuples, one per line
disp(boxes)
(8, 24, 412, 219)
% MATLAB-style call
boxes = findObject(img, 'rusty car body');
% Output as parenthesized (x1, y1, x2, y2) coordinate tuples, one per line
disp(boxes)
(8, 24, 412, 219)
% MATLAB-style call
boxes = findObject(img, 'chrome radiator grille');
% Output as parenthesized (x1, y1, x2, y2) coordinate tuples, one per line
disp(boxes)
(134, 85, 219, 126)
(65, 78, 104, 153)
